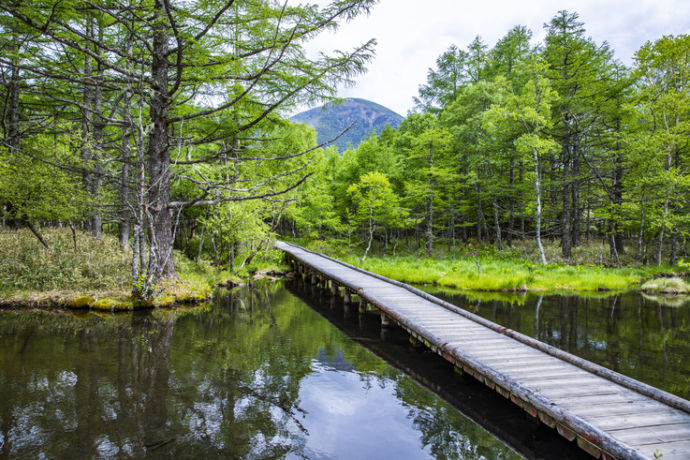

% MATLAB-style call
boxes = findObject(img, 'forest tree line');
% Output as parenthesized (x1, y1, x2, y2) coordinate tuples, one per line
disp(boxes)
(288, 11, 689, 267)
(0, 0, 376, 297)
(0, 4, 688, 299)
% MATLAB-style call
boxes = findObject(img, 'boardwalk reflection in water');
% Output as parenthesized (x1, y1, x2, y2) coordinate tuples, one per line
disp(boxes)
(0, 282, 559, 459)
(289, 278, 589, 460)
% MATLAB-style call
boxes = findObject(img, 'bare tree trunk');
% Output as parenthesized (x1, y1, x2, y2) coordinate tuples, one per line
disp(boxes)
(657, 199, 669, 266)
(572, 146, 580, 248)
(26, 222, 51, 250)
(119, 34, 134, 250)
(425, 142, 434, 257)
(492, 197, 502, 250)
(451, 212, 456, 259)
(635, 194, 645, 268)
(145, 0, 177, 284)
(519, 161, 525, 238)
(561, 144, 572, 258)
(81, 16, 103, 238)
(533, 148, 547, 265)
(361, 206, 374, 265)
(507, 158, 515, 247)
(475, 166, 483, 242)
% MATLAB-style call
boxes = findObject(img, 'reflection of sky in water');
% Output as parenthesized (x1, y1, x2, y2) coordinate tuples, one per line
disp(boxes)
(314, 348, 356, 372)
(291, 360, 432, 460)
(0, 287, 521, 459)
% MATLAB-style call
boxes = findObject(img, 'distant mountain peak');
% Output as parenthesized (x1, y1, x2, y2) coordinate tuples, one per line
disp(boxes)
(291, 98, 404, 151)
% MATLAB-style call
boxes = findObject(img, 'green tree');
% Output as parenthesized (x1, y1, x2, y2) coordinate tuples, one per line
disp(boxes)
(347, 171, 406, 264)
(1, 0, 377, 297)
(543, 10, 616, 257)
(414, 45, 468, 113)
(633, 34, 690, 265)
(484, 56, 560, 264)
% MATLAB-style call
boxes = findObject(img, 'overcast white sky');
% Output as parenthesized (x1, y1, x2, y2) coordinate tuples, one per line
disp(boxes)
(298, 0, 690, 116)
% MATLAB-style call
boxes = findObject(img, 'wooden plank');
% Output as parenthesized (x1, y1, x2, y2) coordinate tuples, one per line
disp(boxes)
(554, 392, 651, 409)
(470, 354, 546, 365)
(536, 383, 626, 399)
(501, 364, 580, 377)
(606, 423, 690, 445)
(421, 325, 487, 333)
(488, 360, 569, 373)
(524, 376, 605, 390)
(635, 441, 690, 460)
(586, 411, 690, 431)
(513, 370, 595, 384)
(572, 400, 678, 418)
(459, 342, 535, 354)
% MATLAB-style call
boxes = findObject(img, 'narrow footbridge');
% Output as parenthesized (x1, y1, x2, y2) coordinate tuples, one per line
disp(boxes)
(277, 241, 690, 460)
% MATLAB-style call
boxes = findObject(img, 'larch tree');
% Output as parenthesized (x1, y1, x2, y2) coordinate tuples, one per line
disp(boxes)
(633, 34, 690, 265)
(543, 10, 615, 257)
(1, 0, 377, 298)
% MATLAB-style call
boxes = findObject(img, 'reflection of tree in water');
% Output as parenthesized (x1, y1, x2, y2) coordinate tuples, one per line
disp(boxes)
(428, 289, 690, 399)
(0, 288, 319, 458)
(0, 284, 522, 458)
(0, 310, 178, 457)
(385, 375, 516, 460)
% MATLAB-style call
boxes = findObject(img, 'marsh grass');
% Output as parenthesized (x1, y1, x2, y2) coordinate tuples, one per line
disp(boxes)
(641, 277, 690, 294)
(0, 228, 242, 307)
(0, 227, 130, 296)
(346, 255, 650, 292)
(293, 237, 679, 293)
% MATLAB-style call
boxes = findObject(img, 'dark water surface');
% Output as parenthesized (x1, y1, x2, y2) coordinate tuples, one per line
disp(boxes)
(0, 282, 580, 459)
(422, 287, 690, 400)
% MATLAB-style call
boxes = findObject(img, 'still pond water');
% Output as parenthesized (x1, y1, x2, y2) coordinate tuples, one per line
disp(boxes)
(423, 287, 690, 400)
(1, 279, 686, 459)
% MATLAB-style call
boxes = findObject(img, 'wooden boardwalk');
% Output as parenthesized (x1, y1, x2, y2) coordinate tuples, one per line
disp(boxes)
(277, 241, 690, 460)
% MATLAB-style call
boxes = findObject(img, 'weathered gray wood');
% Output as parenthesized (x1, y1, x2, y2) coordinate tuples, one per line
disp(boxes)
(572, 401, 671, 418)
(610, 423, 690, 444)
(277, 240, 690, 460)
(592, 412, 690, 431)
(631, 441, 690, 460)
(555, 393, 651, 409)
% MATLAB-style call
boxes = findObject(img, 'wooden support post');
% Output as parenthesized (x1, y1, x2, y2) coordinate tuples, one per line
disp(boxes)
(409, 335, 424, 349)
(328, 280, 337, 296)
(380, 328, 389, 341)
(359, 299, 366, 314)
(343, 290, 352, 304)
(380, 311, 391, 328)
(310, 272, 317, 285)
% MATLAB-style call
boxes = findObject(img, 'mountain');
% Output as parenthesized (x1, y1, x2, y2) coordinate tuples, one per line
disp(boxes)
(291, 98, 404, 151)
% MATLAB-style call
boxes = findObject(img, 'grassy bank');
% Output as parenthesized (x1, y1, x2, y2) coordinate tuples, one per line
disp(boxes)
(0, 227, 286, 310)
(293, 238, 685, 293)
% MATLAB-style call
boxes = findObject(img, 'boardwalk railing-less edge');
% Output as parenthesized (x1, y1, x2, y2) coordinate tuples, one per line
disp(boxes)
(277, 240, 690, 460)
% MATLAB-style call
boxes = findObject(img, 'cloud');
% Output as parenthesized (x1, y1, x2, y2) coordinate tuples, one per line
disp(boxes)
(300, 0, 690, 116)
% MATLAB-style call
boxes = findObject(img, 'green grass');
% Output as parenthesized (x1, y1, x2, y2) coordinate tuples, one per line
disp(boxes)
(641, 277, 690, 294)
(0, 227, 131, 296)
(347, 255, 650, 292)
(290, 237, 682, 293)
(0, 227, 288, 308)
